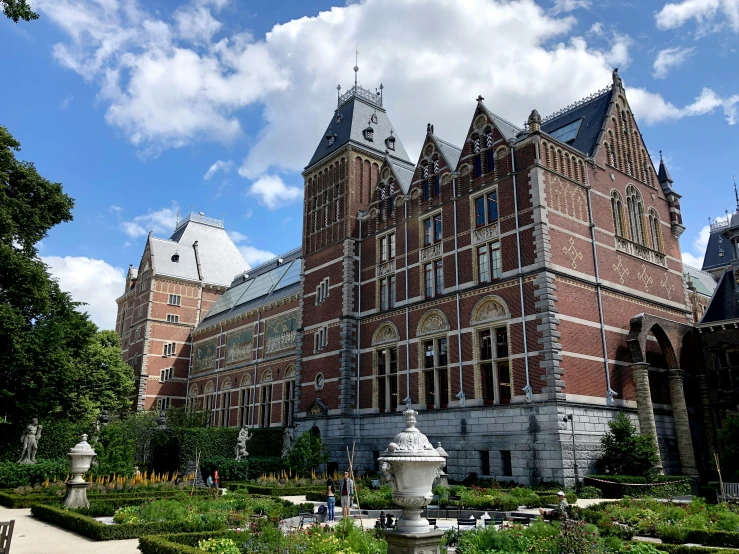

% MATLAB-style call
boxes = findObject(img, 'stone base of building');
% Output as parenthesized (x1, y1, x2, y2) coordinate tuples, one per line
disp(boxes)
(384, 529, 445, 554)
(296, 401, 682, 485)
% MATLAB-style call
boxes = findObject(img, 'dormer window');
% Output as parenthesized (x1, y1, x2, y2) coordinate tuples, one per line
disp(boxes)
(364, 126, 374, 141)
(327, 135, 335, 147)
(171, 254, 180, 262)
(385, 135, 396, 151)
(336, 113, 343, 125)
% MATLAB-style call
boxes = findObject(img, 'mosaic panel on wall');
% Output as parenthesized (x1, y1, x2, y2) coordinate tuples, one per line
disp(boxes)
(192, 339, 217, 373)
(265, 311, 298, 356)
(226, 327, 254, 366)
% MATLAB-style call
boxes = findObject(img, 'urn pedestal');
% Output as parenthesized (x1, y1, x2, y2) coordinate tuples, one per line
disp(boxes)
(378, 410, 445, 554)
(63, 434, 96, 509)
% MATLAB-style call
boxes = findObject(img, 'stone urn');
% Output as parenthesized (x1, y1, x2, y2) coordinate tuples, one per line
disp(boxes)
(63, 434, 96, 509)
(378, 409, 445, 533)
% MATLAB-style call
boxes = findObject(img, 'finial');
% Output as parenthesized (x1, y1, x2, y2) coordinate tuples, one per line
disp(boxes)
(354, 45, 359, 87)
(612, 67, 622, 89)
(337, 84, 341, 108)
(734, 176, 738, 212)
(476, 95, 484, 102)
(528, 109, 541, 132)
(427, 123, 432, 134)
(659, 150, 663, 162)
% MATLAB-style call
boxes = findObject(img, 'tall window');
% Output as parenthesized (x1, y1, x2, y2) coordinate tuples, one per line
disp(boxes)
(163, 342, 176, 357)
(423, 214, 442, 246)
(379, 233, 395, 262)
(168, 294, 181, 306)
(648, 208, 663, 252)
(474, 191, 498, 228)
(283, 378, 295, 428)
(377, 347, 398, 413)
(260, 385, 272, 428)
(239, 386, 254, 427)
(314, 327, 327, 352)
(316, 277, 329, 305)
(423, 337, 449, 409)
(473, 136, 482, 178)
(219, 391, 231, 427)
(626, 185, 645, 245)
(380, 275, 395, 311)
(477, 242, 501, 282)
(479, 327, 512, 405)
(611, 190, 625, 237)
(425, 260, 443, 298)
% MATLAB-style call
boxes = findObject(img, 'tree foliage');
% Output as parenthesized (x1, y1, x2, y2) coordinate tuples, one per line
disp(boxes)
(2, 0, 38, 22)
(596, 412, 659, 479)
(0, 126, 133, 452)
(719, 415, 739, 481)
(287, 431, 329, 477)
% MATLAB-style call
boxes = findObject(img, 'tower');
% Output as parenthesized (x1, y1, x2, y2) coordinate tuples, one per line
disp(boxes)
(297, 72, 412, 454)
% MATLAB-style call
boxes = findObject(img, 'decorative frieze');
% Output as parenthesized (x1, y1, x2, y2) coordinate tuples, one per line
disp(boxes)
(614, 236, 666, 268)
(420, 243, 442, 262)
(471, 223, 499, 245)
(265, 312, 298, 355)
(377, 259, 395, 278)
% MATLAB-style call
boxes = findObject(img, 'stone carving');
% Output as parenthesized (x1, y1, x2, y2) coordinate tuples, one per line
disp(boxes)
(377, 259, 395, 278)
(281, 427, 294, 458)
(17, 418, 42, 464)
(420, 243, 442, 262)
(471, 297, 508, 324)
(637, 264, 653, 292)
(614, 236, 666, 268)
(261, 369, 273, 382)
(661, 272, 675, 300)
(474, 114, 487, 130)
(562, 237, 583, 269)
(373, 323, 399, 345)
(235, 427, 251, 460)
(472, 223, 499, 245)
(64, 434, 96, 508)
(418, 311, 448, 336)
(315, 373, 325, 391)
(612, 255, 630, 284)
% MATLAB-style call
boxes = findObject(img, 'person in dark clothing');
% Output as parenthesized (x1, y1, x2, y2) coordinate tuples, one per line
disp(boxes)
(326, 478, 336, 522)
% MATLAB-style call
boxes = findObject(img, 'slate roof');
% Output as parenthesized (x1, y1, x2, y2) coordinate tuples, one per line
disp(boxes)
(480, 103, 521, 141)
(700, 266, 739, 324)
(702, 219, 736, 272)
(684, 264, 717, 297)
(432, 135, 462, 170)
(197, 247, 301, 329)
(306, 87, 412, 170)
(150, 215, 249, 287)
(387, 156, 416, 193)
(540, 87, 612, 156)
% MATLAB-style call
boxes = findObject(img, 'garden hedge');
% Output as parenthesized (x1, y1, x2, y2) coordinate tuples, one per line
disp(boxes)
(201, 456, 286, 482)
(0, 459, 71, 488)
(30, 504, 231, 540)
(660, 530, 739, 549)
(585, 475, 691, 498)
(654, 543, 739, 554)
(0, 487, 214, 509)
(139, 531, 234, 554)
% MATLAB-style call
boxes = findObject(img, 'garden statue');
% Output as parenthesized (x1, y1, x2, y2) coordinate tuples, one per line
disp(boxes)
(235, 426, 251, 460)
(281, 426, 294, 458)
(17, 418, 42, 464)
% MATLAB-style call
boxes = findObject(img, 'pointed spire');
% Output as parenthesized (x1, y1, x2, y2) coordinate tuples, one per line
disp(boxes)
(657, 150, 673, 185)
(354, 45, 359, 87)
(528, 109, 541, 132)
(337, 84, 341, 108)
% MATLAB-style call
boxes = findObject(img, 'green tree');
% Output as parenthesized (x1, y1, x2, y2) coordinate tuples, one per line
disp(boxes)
(597, 412, 659, 478)
(719, 415, 739, 481)
(287, 431, 329, 477)
(2, 0, 38, 23)
(0, 126, 133, 458)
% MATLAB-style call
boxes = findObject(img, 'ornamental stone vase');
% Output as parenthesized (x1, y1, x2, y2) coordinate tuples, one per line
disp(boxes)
(63, 434, 96, 509)
(378, 409, 445, 533)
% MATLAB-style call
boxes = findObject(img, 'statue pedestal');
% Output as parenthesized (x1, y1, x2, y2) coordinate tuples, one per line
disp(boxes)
(384, 529, 444, 554)
(63, 481, 90, 509)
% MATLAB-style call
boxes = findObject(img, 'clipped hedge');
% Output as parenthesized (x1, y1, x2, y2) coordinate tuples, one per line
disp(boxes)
(139, 531, 233, 554)
(0, 459, 70, 488)
(238, 485, 325, 497)
(585, 475, 691, 498)
(654, 543, 739, 554)
(0, 487, 213, 509)
(660, 530, 739, 549)
(30, 504, 226, 541)
(200, 456, 286, 482)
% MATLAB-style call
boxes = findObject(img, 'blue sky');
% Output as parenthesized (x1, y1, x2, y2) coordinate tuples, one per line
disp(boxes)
(2, 0, 737, 329)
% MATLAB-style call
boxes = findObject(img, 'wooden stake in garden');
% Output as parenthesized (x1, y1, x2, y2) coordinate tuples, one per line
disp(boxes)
(715, 452, 725, 503)
(346, 443, 364, 530)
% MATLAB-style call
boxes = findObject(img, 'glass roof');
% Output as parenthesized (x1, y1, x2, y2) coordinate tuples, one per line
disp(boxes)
(205, 279, 253, 318)
(548, 119, 582, 143)
(275, 259, 300, 289)
(233, 262, 291, 307)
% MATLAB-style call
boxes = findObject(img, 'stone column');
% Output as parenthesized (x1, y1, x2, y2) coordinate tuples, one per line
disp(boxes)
(630, 363, 663, 473)
(668, 370, 698, 477)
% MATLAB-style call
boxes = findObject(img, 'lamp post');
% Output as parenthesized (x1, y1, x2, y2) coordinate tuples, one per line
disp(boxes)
(563, 414, 580, 491)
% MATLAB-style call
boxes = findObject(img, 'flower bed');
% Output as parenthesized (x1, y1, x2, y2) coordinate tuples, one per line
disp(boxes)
(584, 475, 691, 499)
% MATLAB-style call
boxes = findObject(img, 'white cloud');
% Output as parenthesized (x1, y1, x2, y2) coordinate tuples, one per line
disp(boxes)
(551, 0, 591, 14)
(203, 159, 233, 180)
(238, 245, 276, 267)
(228, 230, 248, 243)
(43, 255, 126, 330)
(680, 215, 725, 268)
(629, 87, 739, 125)
(604, 33, 632, 68)
(109, 205, 124, 213)
(247, 174, 302, 209)
(682, 251, 705, 267)
(588, 22, 604, 35)
(120, 203, 179, 238)
(653, 46, 694, 78)
(656, 0, 739, 32)
(60, 94, 74, 109)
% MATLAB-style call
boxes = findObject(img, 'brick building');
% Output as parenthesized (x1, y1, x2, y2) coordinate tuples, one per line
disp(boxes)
(118, 68, 713, 484)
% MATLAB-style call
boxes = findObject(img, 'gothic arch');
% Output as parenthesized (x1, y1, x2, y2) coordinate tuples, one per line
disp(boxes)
(372, 321, 400, 345)
(261, 369, 274, 383)
(284, 365, 296, 379)
(189, 384, 198, 395)
(470, 295, 510, 325)
(221, 377, 232, 390)
(240, 373, 252, 387)
(204, 381, 215, 394)
(627, 313, 692, 368)
(417, 309, 450, 337)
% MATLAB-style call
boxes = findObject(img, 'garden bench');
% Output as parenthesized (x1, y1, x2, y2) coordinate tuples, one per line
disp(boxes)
(0, 520, 14, 554)
(509, 512, 536, 525)
(299, 511, 316, 529)
(483, 512, 506, 526)
(457, 517, 477, 532)
(446, 495, 461, 519)
(723, 483, 739, 501)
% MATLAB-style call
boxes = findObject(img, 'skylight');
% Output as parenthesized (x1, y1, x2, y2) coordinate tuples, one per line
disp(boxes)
(548, 119, 582, 143)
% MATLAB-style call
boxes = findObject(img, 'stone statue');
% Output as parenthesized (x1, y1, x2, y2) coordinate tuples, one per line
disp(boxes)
(235, 426, 251, 460)
(18, 418, 42, 464)
(281, 427, 294, 458)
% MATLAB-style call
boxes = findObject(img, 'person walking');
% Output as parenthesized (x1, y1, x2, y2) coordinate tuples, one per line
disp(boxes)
(206, 474, 214, 488)
(339, 471, 354, 519)
(213, 469, 220, 489)
(326, 478, 336, 522)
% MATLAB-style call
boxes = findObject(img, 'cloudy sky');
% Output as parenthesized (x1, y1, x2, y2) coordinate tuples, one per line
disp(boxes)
(4, 0, 738, 329)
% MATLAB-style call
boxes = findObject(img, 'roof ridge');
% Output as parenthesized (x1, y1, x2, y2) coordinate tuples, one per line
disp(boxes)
(433, 135, 461, 151)
(244, 246, 302, 275)
(542, 85, 613, 124)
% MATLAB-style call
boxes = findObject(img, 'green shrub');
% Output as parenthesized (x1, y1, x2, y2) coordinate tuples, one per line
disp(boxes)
(655, 544, 739, 554)
(585, 475, 690, 498)
(198, 537, 239, 554)
(657, 523, 690, 544)
(286, 432, 328, 477)
(578, 486, 602, 499)
(200, 456, 286, 482)
(597, 412, 659, 479)
(0, 459, 70, 488)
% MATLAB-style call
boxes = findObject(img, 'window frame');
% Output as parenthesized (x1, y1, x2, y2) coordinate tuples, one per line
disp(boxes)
(168, 294, 181, 306)
(474, 190, 499, 228)
(477, 241, 501, 283)
(422, 336, 449, 410)
(376, 346, 399, 414)
(477, 324, 512, 405)
(159, 367, 173, 382)
(422, 213, 443, 247)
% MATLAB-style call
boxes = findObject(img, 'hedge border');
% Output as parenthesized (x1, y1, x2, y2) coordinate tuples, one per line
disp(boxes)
(0, 488, 213, 509)
(30, 504, 228, 541)
(660, 530, 739, 549)
(139, 531, 236, 554)
(653, 542, 739, 554)
(222, 483, 324, 496)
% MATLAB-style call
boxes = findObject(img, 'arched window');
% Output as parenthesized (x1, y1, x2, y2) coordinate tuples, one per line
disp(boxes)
(648, 208, 663, 252)
(611, 190, 625, 237)
(282, 365, 296, 427)
(626, 185, 645, 245)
